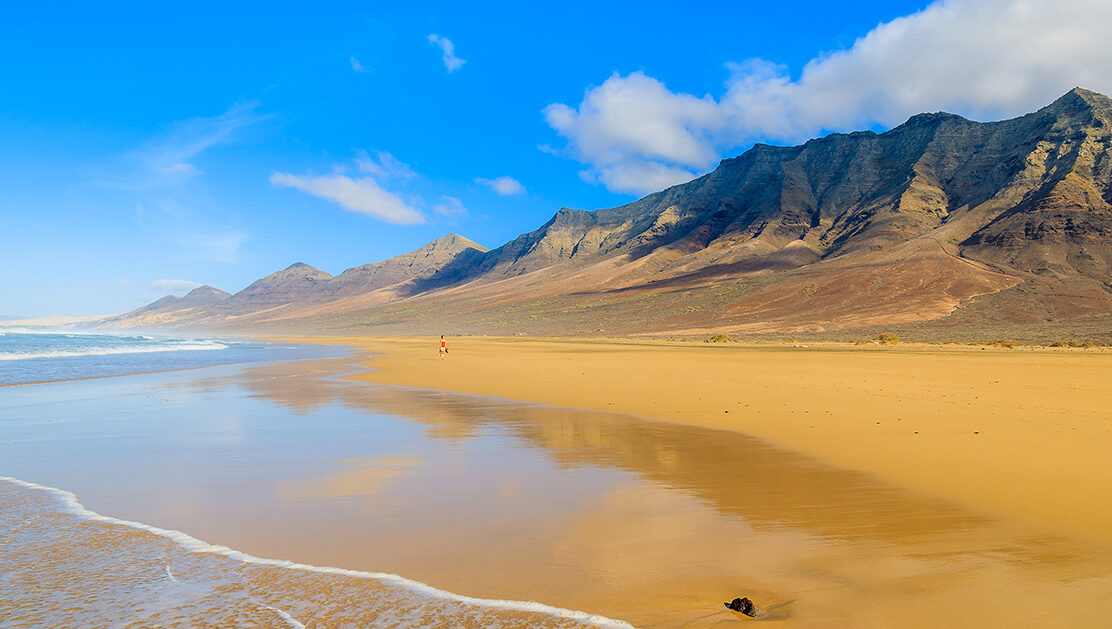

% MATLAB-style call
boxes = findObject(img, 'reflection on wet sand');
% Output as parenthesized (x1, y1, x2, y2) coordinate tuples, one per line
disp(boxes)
(217, 357, 1112, 628)
(278, 455, 423, 501)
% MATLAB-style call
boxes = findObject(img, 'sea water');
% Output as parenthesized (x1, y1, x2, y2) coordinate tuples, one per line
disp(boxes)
(0, 329, 343, 385)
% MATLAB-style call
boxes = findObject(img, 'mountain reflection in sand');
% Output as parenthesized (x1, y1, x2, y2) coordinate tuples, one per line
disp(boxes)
(220, 356, 1112, 627)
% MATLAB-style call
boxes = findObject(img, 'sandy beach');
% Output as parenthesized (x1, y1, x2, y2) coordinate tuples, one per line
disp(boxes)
(4, 339, 1112, 627)
(318, 336, 1112, 549)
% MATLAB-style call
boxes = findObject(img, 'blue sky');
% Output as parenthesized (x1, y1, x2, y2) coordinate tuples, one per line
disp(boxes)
(3, 0, 1110, 317)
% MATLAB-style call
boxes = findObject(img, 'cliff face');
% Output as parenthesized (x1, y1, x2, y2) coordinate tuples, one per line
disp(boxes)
(459, 88, 1112, 288)
(960, 89, 1112, 280)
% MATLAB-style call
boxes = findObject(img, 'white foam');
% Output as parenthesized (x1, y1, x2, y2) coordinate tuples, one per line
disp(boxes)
(0, 327, 106, 336)
(260, 604, 307, 629)
(0, 340, 228, 361)
(0, 476, 635, 629)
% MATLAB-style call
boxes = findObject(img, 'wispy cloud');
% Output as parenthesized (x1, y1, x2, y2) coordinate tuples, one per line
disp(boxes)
(475, 176, 525, 195)
(428, 34, 465, 72)
(545, 0, 1112, 195)
(356, 150, 417, 181)
(270, 172, 425, 225)
(133, 102, 269, 186)
(350, 56, 368, 73)
(150, 278, 202, 293)
(432, 195, 468, 218)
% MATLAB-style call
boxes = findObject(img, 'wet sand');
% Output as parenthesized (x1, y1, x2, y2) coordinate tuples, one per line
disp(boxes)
(4, 346, 1112, 627)
(317, 336, 1112, 548)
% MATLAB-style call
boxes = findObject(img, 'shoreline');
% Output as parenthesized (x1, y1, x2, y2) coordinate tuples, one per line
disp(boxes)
(0, 340, 359, 388)
(2, 475, 634, 629)
(0, 363, 240, 388)
(275, 335, 1112, 548)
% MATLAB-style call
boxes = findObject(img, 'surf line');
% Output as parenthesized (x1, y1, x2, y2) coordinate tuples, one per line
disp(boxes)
(0, 476, 634, 629)
(0, 341, 228, 361)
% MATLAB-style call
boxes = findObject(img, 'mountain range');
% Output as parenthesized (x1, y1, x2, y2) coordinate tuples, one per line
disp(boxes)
(102, 88, 1112, 338)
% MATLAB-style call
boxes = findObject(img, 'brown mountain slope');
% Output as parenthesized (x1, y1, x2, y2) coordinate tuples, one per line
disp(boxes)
(321, 234, 487, 301)
(449, 88, 1112, 289)
(138, 285, 231, 315)
(109, 235, 490, 327)
(961, 89, 1112, 280)
(214, 262, 333, 318)
(100, 285, 231, 328)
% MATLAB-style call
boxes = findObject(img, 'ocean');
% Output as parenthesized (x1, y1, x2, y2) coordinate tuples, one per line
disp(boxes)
(0, 329, 344, 385)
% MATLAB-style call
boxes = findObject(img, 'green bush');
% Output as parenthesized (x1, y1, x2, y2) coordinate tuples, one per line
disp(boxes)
(706, 334, 736, 343)
(877, 333, 901, 345)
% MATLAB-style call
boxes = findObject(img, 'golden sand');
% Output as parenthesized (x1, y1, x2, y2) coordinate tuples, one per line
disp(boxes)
(292, 336, 1112, 548)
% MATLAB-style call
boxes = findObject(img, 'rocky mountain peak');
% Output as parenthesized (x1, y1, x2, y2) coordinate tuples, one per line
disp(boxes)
(264, 263, 332, 282)
(1062, 87, 1112, 109)
(178, 286, 231, 307)
(423, 233, 488, 254)
(1037, 87, 1112, 125)
(900, 111, 969, 127)
(320, 234, 489, 299)
(183, 285, 228, 298)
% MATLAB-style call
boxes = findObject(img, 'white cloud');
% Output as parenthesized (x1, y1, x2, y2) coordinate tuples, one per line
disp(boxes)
(545, 72, 721, 194)
(545, 0, 1112, 195)
(270, 172, 425, 225)
(137, 102, 268, 185)
(356, 150, 417, 181)
(350, 56, 368, 73)
(150, 279, 202, 294)
(428, 34, 466, 72)
(432, 195, 468, 218)
(475, 175, 525, 195)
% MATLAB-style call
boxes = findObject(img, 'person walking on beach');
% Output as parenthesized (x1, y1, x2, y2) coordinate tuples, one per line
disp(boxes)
(439, 335, 448, 359)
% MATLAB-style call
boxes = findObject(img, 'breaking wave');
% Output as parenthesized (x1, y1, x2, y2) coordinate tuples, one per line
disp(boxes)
(0, 338, 227, 361)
